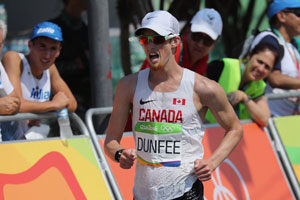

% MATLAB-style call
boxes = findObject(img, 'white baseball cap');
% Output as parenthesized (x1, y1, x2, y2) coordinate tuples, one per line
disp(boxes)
(135, 10, 179, 37)
(190, 8, 223, 40)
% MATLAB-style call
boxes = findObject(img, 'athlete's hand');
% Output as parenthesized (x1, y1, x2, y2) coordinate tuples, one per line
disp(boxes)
(194, 159, 213, 182)
(119, 149, 137, 169)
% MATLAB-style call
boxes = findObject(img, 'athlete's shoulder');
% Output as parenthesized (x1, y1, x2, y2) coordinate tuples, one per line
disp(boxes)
(116, 72, 138, 92)
(194, 73, 224, 99)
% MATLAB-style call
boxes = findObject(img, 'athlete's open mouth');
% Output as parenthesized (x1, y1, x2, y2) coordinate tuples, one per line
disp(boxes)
(149, 53, 159, 61)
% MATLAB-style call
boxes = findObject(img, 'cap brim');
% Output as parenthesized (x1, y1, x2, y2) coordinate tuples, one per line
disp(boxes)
(135, 25, 169, 36)
(31, 33, 63, 41)
(191, 24, 218, 40)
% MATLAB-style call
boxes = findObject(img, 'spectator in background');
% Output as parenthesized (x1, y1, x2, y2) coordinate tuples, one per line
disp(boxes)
(2, 21, 77, 139)
(249, 0, 300, 116)
(49, 0, 89, 120)
(140, 8, 223, 76)
(206, 40, 283, 126)
(0, 20, 21, 140)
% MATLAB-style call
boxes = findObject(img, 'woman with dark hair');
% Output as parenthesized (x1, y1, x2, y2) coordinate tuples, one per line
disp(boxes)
(206, 41, 283, 126)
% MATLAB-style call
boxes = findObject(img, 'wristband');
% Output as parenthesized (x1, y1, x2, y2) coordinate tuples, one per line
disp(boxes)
(244, 95, 252, 104)
(115, 149, 124, 162)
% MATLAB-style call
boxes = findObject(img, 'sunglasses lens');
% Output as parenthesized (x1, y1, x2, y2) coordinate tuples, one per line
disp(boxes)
(139, 36, 148, 45)
(153, 36, 166, 45)
(191, 33, 214, 46)
(139, 35, 167, 45)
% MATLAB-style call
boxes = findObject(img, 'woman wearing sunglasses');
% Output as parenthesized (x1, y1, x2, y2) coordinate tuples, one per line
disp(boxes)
(104, 10, 242, 200)
(206, 40, 283, 127)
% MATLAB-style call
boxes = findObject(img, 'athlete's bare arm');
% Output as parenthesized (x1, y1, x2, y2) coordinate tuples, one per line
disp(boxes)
(104, 73, 138, 168)
(193, 75, 243, 181)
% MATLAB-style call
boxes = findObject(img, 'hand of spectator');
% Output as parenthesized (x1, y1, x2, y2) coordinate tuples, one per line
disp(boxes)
(194, 159, 213, 182)
(51, 91, 70, 110)
(0, 96, 20, 115)
(227, 90, 248, 106)
(119, 148, 137, 169)
(27, 119, 40, 127)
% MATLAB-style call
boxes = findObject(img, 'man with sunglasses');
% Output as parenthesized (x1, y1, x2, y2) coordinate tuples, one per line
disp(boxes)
(125, 8, 223, 132)
(1, 22, 77, 139)
(104, 10, 242, 200)
(139, 8, 223, 76)
(247, 0, 300, 117)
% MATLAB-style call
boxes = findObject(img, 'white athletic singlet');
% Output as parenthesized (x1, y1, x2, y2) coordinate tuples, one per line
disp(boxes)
(0, 62, 14, 97)
(18, 53, 51, 135)
(132, 68, 205, 200)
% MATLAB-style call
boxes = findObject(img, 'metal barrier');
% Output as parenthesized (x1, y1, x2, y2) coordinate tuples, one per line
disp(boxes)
(85, 107, 123, 200)
(265, 90, 300, 100)
(0, 112, 90, 137)
(268, 117, 300, 199)
(86, 107, 297, 199)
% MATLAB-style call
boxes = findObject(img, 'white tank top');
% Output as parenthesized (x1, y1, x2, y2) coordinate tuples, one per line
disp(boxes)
(0, 62, 14, 97)
(132, 68, 205, 200)
(18, 53, 51, 136)
(19, 53, 51, 102)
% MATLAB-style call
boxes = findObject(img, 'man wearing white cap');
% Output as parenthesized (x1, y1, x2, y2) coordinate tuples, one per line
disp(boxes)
(104, 10, 242, 200)
(249, 0, 300, 116)
(140, 8, 223, 76)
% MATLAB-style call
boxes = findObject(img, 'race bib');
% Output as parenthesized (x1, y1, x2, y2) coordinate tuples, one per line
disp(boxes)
(134, 121, 182, 167)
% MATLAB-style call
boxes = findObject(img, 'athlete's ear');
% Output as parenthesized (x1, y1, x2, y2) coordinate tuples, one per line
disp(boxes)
(170, 36, 180, 48)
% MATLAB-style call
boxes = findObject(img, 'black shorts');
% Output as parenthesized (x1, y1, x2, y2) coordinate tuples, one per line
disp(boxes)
(172, 179, 204, 200)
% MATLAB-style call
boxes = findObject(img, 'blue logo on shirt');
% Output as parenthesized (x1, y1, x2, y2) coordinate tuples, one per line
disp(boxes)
(30, 88, 50, 100)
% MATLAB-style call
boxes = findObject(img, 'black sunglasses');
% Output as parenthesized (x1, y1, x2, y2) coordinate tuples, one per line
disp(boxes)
(191, 32, 215, 46)
(283, 8, 300, 17)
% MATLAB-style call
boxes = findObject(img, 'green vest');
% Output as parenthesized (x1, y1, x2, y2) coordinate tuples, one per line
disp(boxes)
(205, 58, 266, 123)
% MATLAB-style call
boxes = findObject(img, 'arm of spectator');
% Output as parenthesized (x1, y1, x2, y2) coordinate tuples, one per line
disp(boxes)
(50, 64, 77, 112)
(268, 70, 300, 89)
(227, 90, 269, 126)
(0, 90, 20, 115)
(244, 95, 270, 127)
(2, 51, 76, 113)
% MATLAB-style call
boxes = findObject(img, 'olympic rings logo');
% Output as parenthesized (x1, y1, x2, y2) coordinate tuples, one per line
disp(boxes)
(160, 125, 175, 133)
